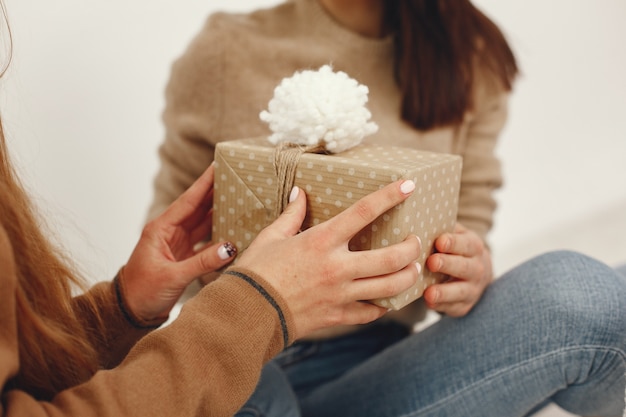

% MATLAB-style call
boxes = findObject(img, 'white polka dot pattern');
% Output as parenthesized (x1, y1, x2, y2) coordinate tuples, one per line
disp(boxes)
(213, 137, 462, 310)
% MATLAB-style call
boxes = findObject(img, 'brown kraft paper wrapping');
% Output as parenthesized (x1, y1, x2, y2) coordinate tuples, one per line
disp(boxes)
(213, 137, 462, 310)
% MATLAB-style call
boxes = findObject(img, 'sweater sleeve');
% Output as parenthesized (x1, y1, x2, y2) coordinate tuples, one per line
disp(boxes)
(454, 82, 510, 244)
(70, 276, 158, 370)
(146, 15, 226, 221)
(1, 222, 295, 417)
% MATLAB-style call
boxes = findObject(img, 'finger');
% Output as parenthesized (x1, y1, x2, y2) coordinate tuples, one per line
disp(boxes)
(427, 300, 475, 317)
(161, 164, 216, 225)
(426, 298, 475, 317)
(189, 208, 214, 244)
(255, 186, 307, 242)
(297, 302, 388, 338)
(179, 240, 237, 282)
(345, 235, 421, 279)
(423, 281, 478, 317)
(326, 179, 415, 244)
(181, 187, 214, 232)
(427, 252, 480, 281)
(453, 222, 466, 233)
(434, 226, 481, 257)
(336, 302, 389, 326)
(348, 261, 420, 301)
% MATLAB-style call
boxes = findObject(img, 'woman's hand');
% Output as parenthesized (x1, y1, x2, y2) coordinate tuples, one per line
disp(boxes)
(424, 223, 493, 317)
(235, 180, 422, 339)
(122, 164, 237, 323)
(120, 162, 420, 336)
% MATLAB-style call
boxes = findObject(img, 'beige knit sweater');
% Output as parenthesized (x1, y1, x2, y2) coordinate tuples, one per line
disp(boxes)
(148, 0, 510, 337)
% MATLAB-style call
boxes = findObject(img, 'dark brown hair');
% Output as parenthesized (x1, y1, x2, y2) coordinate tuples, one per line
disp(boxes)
(384, 0, 519, 130)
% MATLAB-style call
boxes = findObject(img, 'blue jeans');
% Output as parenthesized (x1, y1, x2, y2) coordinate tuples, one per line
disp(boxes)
(235, 361, 300, 417)
(238, 251, 626, 417)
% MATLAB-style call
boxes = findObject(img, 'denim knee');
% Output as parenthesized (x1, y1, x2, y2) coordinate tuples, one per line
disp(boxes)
(515, 250, 626, 349)
(236, 361, 300, 417)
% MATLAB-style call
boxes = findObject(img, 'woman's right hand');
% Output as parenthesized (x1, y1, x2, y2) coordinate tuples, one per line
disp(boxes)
(235, 180, 421, 339)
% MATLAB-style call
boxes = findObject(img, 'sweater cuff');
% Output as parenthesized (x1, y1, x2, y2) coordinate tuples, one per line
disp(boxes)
(113, 268, 167, 330)
(223, 266, 296, 348)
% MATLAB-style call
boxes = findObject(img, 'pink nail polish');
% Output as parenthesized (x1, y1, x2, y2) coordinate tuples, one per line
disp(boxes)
(289, 186, 300, 203)
(400, 180, 415, 194)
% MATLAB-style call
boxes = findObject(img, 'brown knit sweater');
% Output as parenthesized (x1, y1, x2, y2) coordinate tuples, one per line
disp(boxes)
(0, 223, 295, 416)
(147, 0, 509, 336)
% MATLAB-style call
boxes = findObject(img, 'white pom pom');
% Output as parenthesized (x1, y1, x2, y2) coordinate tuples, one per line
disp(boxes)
(259, 65, 378, 153)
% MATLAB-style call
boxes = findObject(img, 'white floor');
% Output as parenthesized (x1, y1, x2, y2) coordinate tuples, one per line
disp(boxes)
(493, 198, 626, 278)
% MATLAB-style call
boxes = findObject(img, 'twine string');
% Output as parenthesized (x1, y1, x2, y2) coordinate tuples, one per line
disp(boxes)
(273, 142, 325, 218)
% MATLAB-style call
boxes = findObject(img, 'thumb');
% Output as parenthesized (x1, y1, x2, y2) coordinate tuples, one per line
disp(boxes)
(259, 186, 307, 241)
(179, 241, 237, 282)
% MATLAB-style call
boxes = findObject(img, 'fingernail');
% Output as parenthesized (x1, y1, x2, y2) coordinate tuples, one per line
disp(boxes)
(415, 235, 422, 249)
(415, 262, 422, 275)
(289, 186, 300, 203)
(400, 180, 415, 194)
(217, 242, 237, 260)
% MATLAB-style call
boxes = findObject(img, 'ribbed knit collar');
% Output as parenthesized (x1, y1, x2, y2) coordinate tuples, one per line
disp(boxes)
(294, 0, 394, 55)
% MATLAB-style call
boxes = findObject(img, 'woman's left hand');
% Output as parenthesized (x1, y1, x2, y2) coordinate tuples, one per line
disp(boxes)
(423, 223, 493, 317)
(120, 164, 236, 324)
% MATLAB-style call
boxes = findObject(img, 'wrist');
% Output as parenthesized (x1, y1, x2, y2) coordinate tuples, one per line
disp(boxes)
(223, 266, 296, 346)
(114, 268, 167, 329)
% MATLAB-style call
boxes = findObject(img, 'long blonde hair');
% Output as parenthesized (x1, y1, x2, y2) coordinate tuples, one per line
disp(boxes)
(1, 1, 101, 400)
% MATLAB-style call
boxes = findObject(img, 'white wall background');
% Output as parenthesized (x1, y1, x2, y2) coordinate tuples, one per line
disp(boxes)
(2, 0, 625, 284)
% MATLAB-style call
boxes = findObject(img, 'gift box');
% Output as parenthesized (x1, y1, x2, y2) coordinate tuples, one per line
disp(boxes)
(212, 137, 462, 310)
